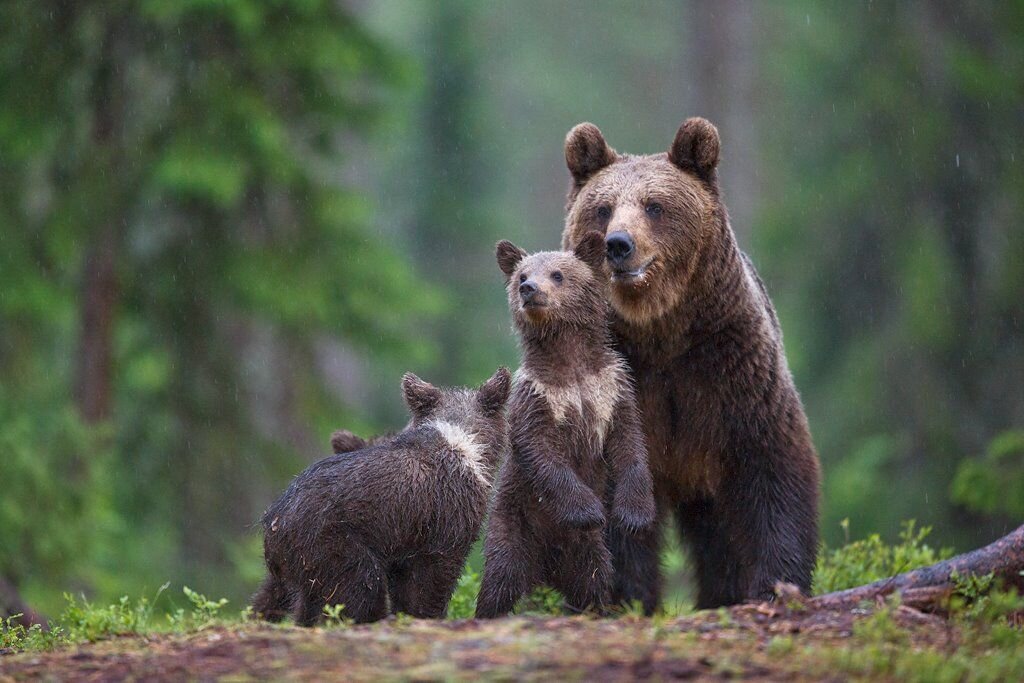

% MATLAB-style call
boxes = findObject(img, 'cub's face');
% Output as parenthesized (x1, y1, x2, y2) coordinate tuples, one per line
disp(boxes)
(495, 232, 607, 332)
(560, 118, 723, 325)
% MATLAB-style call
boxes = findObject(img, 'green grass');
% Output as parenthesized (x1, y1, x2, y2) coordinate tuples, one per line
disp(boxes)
(4, 518, 1021, 678)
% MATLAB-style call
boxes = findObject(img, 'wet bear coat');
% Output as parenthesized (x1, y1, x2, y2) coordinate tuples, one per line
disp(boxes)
(560, 118, 821, 610)
(475, 233, 655, 617)
(252, 369, 510, 625)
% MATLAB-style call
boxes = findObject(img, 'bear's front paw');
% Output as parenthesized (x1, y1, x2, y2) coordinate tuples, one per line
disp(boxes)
(561, 499, 606, 531)
(611, 503, 655, 533)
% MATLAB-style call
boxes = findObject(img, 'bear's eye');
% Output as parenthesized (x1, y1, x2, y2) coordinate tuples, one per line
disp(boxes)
(551, 271, 563, 284)
(596, 205, 612, 220)
(519, 273, 527, 284)
(645, 202, 663, 218)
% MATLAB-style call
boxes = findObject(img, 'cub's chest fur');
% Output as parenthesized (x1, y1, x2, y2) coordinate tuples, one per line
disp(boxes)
(515, 360, 627, 444)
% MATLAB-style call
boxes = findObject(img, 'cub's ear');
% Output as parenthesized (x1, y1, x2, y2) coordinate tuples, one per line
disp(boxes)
(573, 230, 606, 273)
(496, 240, 527, 278)
(565, 122, 616, 185)
(402, 372, 442, 419)
(330, 429, 367, 454)
(668, 117, 720, 182)
(477, 366, 512, 415)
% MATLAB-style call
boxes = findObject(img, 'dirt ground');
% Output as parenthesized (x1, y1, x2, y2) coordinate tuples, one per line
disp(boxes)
(0, 602, 957, 682)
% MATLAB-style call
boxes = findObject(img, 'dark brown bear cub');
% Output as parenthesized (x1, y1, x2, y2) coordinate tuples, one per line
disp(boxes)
(252, 368, 511, 625)
(475, 232, 655, 618)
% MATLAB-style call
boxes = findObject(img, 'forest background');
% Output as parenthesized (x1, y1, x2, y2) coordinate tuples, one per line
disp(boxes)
(1, 0, 1022, 616)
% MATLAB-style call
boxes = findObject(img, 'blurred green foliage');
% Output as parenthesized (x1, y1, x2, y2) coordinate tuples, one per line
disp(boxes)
(813, 520, 952, 595)
(0, 0, 440, 614)
(0, 0, 1022, 615)
(951, 430, 1024, 519)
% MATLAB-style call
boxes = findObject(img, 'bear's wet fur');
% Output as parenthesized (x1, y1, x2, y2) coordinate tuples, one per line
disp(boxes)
(252, 368, 511, 625)
(475, 232, 655, 618)
(560, 118, 821, 611)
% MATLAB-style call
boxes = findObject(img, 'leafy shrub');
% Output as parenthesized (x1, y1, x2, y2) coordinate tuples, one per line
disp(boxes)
(813, 520, 952, 594)
(951, 430, 1024, 519)
(515, 586, 565, 616)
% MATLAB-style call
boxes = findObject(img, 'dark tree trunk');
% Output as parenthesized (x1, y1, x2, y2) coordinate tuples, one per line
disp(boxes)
(74, 20, 124, 426)
(75, 227, 119, 423)
(687, 0, 760, 242)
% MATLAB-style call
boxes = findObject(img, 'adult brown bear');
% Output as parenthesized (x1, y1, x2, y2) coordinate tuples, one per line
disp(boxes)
(560, 118, 821, 611)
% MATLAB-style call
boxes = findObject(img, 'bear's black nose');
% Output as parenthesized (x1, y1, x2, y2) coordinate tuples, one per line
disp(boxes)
(606, 231, 635, 266)
(519, 280, 538, 300)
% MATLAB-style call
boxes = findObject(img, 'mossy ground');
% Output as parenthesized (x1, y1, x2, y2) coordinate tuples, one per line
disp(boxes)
(3, 600, 1021, 682)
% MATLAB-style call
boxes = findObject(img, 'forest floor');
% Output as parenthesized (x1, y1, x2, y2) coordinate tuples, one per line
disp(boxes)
(1, 599, 993, 682)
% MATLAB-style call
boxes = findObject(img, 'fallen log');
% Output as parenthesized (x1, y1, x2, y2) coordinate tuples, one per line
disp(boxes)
(811, 523, 1024, 611)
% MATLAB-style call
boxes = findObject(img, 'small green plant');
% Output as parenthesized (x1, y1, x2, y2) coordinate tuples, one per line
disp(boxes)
(515, 586, 565, 616)
(60, 583, 168, 643)
(447, 565, 481, 619)
(1, 615, 67, 652)
(813, 520, 951, 594)
(322, 603, 352, 628)
(616, 599, 646, 619)
(167, 586, 228, 630)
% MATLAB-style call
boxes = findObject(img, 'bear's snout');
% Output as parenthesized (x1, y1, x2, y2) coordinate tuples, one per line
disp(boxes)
(606, 231, 635, 267)
(519, 279, 545, 307)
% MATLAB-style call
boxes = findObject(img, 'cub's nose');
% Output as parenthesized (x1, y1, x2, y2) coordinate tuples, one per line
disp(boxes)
(519, 280, 538, 301)
(606, 231, 635, 266)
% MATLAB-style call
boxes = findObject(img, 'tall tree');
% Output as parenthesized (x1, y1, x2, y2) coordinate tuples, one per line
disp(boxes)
(0, 0, 437, 603)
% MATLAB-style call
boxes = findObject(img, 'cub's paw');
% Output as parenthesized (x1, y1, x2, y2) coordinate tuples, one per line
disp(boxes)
(611, 503, 655, 533)
(561, 498, 607, 531)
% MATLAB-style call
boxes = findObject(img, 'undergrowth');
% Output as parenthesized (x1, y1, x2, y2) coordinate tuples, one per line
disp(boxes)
(1, 584, 239, 653)
(3, 517, 1022, 679)
(812, 519, 952, 594)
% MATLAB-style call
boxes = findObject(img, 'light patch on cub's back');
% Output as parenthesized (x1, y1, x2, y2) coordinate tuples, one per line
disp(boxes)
(516, 359, 628, 445)
(427, 419, 491, 488)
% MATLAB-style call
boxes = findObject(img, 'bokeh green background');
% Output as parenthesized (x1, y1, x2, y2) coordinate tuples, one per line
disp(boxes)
(2, 1, 1022, 616)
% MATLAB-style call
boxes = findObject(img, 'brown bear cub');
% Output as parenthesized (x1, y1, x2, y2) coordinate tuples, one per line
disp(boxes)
(252, 368, 511, 625)
(475, 232, 656, 618)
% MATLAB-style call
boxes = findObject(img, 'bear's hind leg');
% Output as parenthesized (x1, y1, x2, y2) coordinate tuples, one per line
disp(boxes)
(251, 573, 291, 622)
(476, 515, 537, 619)
(607, 504, 665, 615)
(677, 497, 740, 609)
(292, 546, 388, 626)
(391, 553, 466, 619)
(553, 531, 613, 615)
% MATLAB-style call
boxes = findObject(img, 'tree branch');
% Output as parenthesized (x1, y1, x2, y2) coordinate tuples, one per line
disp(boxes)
(811, 523, 1024, 610)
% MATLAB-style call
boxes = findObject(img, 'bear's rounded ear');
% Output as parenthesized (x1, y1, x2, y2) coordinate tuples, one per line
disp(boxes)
(402, 372, 442, 419)
(573, 230, 606, 273)
(668, 117, 720, 182)
(565, 123, 616, 185)
(477, 366, 512, 415)
(496, 240, 527, 278)
(330, 429, 367, 454)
